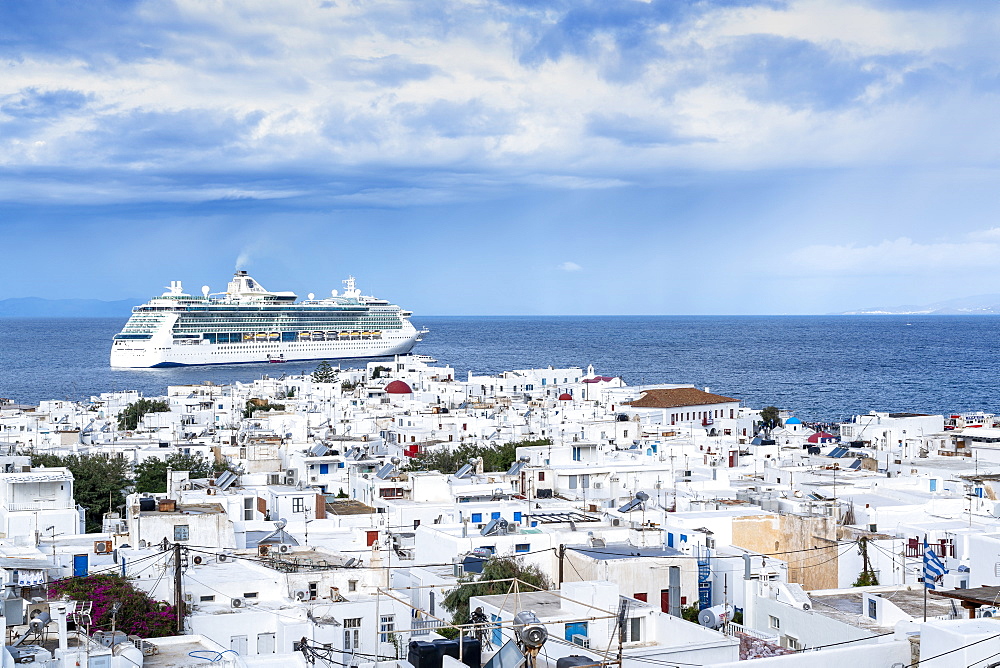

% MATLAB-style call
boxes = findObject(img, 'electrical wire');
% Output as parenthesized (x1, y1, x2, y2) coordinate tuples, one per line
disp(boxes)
(800, 631, 895, 652)
(900, 632, 1000, 668)
(182, 543, 558, 570)
(566, 542, 851, 561)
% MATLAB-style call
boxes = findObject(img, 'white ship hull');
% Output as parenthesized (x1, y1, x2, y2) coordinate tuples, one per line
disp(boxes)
(111, 324, 420, 368)
(110, 272, 423, 368)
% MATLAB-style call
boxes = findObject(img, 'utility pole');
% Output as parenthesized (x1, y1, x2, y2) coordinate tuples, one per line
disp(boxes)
(557, 545, 564, 586)
(173, 542, 184, 634)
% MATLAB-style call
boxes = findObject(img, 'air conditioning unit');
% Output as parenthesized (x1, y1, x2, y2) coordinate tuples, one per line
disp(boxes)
(278, 544, 291, 554)
(285, 470, 298, 484)
(192, 555, 204, 566)
(611, 518, 621, 527)
(218, 554, 230, 563)
(293, 589, 309, 602)
(94, 540, 112, 554)
(258, 544, 271, 557)
(594, 482, 603, 489)
(231, 598, 245, 609)
(27, 602, 49, 622)
(206, 488, 216, 496)
(571, 634, 590, 648)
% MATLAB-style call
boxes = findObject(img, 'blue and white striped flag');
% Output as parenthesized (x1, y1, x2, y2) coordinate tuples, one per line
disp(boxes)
(923, 540, 947, 589)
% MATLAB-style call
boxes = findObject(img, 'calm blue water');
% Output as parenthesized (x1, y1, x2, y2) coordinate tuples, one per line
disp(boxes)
(0, 316, 997, 421)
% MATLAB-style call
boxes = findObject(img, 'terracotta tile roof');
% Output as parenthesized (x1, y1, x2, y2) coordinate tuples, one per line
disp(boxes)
(625, 388, 739, 408)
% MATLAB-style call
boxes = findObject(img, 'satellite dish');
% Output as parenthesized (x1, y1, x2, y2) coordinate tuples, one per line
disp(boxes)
(344, 557, 357, 567)
(275, 518, 287, 530)
(201, 285, 210, 297)
(390, 456, 401, 465)
(308, 293, 315, 300)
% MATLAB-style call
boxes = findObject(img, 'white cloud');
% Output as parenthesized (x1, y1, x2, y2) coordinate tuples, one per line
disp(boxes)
(558, 261, 582, 272)
(784, 228, 1000, 276)
(704, 0, 961, 56)
(0, 0, 993, 204)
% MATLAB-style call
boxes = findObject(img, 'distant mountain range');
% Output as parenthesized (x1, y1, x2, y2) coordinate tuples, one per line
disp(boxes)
(839, 294, 1000, 315)
(0, 297, 136, 317)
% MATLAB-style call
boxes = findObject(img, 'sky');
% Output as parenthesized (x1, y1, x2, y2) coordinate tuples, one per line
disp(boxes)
(2, 0, 1000, 315)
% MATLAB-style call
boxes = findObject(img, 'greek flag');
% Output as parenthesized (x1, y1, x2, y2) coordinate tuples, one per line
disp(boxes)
(923, 540, 947, 589)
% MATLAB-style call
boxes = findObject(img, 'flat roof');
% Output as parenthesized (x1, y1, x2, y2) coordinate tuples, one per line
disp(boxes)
(566, 544, 684, 560)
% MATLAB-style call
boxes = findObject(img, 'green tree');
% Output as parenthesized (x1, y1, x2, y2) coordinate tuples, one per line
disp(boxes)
(243, 399, 286, 418)
(29, 452, 131, 533)
(681, 604, 701, 623)
(758, 406, 781, 438)
(117, 398, 170, 431)
(441, 555, 551, 638)
(312, 361, 338, 383)
(133, 453, 228, 494)
(371, 365, 391, 379)
(49, 574, 177, 636)
(853, 537, 879, 587)
(408, 438, 551, 474)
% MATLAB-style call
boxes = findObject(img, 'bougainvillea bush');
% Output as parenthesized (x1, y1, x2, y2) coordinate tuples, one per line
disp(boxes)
(49, 574, 177, 638)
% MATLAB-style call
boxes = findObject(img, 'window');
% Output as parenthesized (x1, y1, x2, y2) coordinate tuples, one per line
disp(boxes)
(257, 632, 276, 654)
(868, 598, 877, 619)
(244, 497, 254, 521)
(380, 614, 395, 642)
(309, 582, 318, 600)
(769, 615, 780, 630)
(572, 446, 581, 461)
(491, 512, 501, 520)
(626, 617, 642, 643)
(293, 497, 304, 513)
(471, 513, 483, 523)
(538, 472, 545, 481)
(200, 595, 215, 602)
(319, 464, 329, 474)
(515, 544, 530, 553)
(173, 525, 189, 541)
(243, 592, 258, 599)
(348, 580, 357, 592)
(345, 618, 361, 651)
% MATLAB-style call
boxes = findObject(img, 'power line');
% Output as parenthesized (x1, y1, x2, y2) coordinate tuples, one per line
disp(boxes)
(902, 632, 1000, 668)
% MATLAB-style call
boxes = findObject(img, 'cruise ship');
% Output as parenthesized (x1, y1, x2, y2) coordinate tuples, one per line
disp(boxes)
(110, 271, 423, 368)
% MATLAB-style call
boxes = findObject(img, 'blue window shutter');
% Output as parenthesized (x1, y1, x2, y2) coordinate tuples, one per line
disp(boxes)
(319, 464, 329, 474)
(471, 513, 482, 523)
(514, 512, 522, 522)
(492, 512, 501, 520)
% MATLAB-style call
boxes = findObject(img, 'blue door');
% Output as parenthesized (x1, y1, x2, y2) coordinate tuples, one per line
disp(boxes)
(565, 621, 588, 642)
(491, 614, 502, 646)
(73, 554, 88, 577)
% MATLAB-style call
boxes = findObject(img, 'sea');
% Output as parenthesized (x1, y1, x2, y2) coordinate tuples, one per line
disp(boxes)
(1, 315, 998, 422)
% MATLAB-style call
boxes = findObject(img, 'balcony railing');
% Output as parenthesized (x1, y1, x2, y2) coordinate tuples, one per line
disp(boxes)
(6, 501, 71, 512)
(906, 539, 954, 558)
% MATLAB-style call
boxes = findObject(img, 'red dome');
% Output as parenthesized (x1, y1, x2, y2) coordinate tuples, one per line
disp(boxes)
(385, 380, 413, 394)
(558, 393, 573, 401)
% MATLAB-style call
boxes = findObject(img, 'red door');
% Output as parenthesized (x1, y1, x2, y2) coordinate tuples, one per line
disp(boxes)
(660, 589, 670, 614)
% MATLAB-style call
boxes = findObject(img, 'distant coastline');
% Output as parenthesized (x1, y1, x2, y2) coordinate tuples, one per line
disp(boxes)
(835, 294, 1000, 316)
